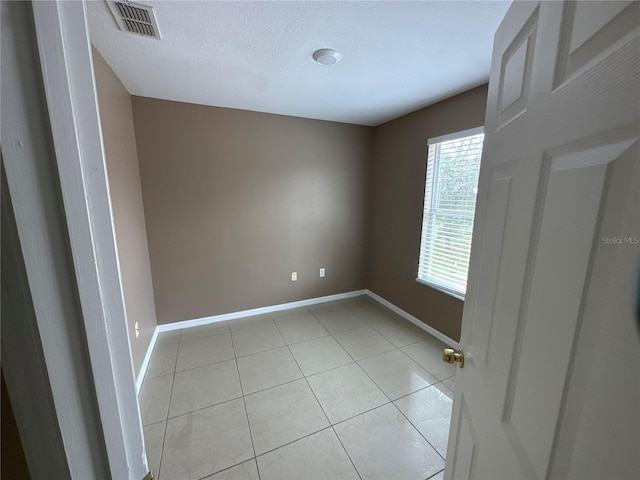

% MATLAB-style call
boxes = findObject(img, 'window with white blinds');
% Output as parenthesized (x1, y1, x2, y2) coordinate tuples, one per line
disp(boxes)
(417, 127, 484, 299)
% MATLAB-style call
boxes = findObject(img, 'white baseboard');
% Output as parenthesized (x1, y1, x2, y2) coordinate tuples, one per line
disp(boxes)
(156, 289, 367, 333)
(365, 289, 460, 349)
(136, 327, 158, 395)
(137, 287, 458, 391)
(138, 290, 365, 389)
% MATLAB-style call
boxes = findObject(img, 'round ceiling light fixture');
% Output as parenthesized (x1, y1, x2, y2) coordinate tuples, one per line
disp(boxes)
(312, 48, 342, 66)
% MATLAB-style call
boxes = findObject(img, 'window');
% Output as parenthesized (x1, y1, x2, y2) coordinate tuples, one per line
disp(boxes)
(417, 127, 484, 299)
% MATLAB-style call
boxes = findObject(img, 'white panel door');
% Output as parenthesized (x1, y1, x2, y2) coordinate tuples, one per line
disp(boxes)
(445, 2, 639, 479)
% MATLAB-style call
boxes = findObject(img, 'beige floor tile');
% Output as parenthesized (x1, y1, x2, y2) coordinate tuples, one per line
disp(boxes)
(372, 318, 433, 347)
(175, 333, 234, 372)
(401, 338, 457, 380)
(180, 321, 230, 342)
(232, 323, 285, 357)
(203, 459, 258, 480)
(441, 375, 456, 391)
(308, 363, 388, 424)
(257, 428, 359, 480)
(358, 350, 437, 400)
(161, 399, 253, 480)
(289, 336, 353, 376)
(349, 303, 395, 325)
(169, 359, 241, 417)
(146, 342, 178, 379)
(244, 379, 329, 455)
(394, 383, 453, 458)
(229, 314, 274, 333)
(237, 346, 303, 394)
(271, 306, 313, 322)
(334, 326, 396, 361)
(142, 307, 456, 480)
(307, 300, 345, 315)
(334, 403, 444, 480)
(276, 316, 329, 344)
(429, 469, 445, 480)
(315, 309, 367, 334)
(143, 421, 165, 478)
(340, 296, 374, 308)
(140, 374, 173, 426)
(156, 331, 181, 346)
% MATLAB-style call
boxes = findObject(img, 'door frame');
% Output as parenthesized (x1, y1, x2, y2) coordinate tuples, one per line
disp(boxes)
(2, 0, 147, 478)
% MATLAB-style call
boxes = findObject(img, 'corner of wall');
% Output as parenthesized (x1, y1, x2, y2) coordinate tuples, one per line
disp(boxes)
(92, 48, 159, 379)
(364, 85, 489, 342)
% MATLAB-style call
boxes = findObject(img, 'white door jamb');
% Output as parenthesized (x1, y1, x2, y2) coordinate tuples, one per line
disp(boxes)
(2, 0, 148, 478)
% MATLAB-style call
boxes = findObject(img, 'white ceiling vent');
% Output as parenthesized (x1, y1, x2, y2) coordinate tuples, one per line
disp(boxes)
(107, 1, 161, 39)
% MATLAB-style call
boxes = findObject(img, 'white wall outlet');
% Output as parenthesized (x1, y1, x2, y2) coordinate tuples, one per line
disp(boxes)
(135, 321, 140, 338)
(291, 272, 297, 281)
(319, 268, 325, 277)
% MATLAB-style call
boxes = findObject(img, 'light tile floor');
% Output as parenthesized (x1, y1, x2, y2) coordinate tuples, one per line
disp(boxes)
(140, 296, 456, 480)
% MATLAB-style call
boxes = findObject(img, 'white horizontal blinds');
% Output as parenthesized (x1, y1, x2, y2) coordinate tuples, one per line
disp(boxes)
(418, 131, 484, 297)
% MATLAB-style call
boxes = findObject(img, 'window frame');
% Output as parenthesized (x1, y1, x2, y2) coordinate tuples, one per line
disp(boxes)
(416, 126, 485, 301)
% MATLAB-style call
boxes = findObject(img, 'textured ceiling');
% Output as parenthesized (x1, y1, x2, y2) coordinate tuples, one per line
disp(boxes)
(88, 0, 511, 126)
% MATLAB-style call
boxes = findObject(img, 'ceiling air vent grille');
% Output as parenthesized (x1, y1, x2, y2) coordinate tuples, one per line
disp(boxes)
(107, 1, 161, 39)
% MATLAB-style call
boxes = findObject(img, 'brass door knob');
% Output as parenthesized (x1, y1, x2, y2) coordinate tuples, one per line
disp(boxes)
(443, 348, 464, 368)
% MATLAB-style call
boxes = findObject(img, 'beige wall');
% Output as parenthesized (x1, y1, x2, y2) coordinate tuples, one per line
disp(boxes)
(93, 49, 158, 376)
(132, 97, 372, 324)
(367, 85, 488, 342)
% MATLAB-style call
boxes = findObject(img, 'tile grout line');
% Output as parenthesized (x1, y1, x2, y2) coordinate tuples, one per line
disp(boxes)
(142, 364, 452, 431)
(380, 349, 448, 465)
(145, 299, 452, 478)
(336, 316, 453, 387)
(149, 394, 243, 425)
(334, 332, 448, 468)
(394, 405, 447, 464)
(177, 323, 230, 343)
(273, 320, 364, 480)
(156, 327, 181, 480)
(312, 310, 370, 336)
(153, 347, 455, 425)
(193, 459, 257, 480)
(142, 341, 180, 382)
(253, 425, 334, 459)
(153, 304, 446, 384)
(228, 325, 261, 480)
(368, 316, 435, 350)
(396, 347, 459, 395)
(239, 386, 434, 452)
(427, 468, 445, 479)
(361, 346, 449, 463)
(361, 378, 447, 466)
(145, 333, 233, 379)
(319, 323, 395, 480)
(313, 301, 436, 360)
(316, 331, 383, 480)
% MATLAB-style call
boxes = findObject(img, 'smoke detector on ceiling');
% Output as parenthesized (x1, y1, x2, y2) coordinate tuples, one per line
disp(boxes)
(312, 49, 341, 66)
(107, 1, 161, 39)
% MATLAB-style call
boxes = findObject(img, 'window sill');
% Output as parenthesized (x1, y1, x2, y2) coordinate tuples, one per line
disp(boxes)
(415, 277, 465, 301)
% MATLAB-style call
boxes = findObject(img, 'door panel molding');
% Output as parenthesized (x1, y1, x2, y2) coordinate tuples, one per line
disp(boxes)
(554, 1, 639, 87)
(502, 131, 637, 477)
(497, 7, 539, 128)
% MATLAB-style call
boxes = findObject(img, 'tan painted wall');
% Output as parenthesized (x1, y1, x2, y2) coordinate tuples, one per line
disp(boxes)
(132, 97, 372, 324)
(368, 85, 489, 342)
(93, 49, 157, 377)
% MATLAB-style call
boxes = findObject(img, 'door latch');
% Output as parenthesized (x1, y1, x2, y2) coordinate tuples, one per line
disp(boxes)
(443, 348, 464, 368)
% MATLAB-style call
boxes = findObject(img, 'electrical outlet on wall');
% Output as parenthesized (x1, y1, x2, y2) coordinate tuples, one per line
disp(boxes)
(291, 272, 297, 281)
(320, 268, 325, 277)
(135, 321, 140, 338)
